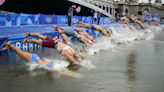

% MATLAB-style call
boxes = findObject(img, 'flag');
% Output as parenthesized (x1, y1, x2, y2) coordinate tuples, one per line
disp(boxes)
(76, 6, 81, 13)
(0, 0, 5, 6)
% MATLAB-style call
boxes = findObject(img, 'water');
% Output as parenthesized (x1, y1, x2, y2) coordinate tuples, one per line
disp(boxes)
(0, 28, 164, 92)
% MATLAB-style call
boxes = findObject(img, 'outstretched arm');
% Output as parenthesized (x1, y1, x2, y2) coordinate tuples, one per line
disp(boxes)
(78, 22, 92, 28)
(26, 33, 47, 40)
(52, 25, 65, 33)
(75, 27, 94, 41)
(23, 39, 42, 46)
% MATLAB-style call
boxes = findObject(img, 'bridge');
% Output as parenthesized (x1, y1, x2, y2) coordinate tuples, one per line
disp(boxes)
(68, 0, 115, 17)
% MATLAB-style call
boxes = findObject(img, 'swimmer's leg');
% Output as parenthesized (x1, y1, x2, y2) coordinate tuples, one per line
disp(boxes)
(81, 38, 92, 47)
(84, 41, 92, 47)
(135, 20, 147, 30)
(84, 32, 94, 41)
(73, 52, 83, 62)
(61, 33, 72, 46)
(76, 35, 91, 47)
(62, 52, 79, 65)
(5, 42, 32, 62)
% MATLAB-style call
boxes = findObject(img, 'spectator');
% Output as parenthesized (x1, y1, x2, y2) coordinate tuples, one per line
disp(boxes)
(97, 12, 101, 25)
(93, 11, 98, 24)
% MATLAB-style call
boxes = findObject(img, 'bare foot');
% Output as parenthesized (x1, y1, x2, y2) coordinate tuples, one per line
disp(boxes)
(5, 41, 11, 46)
(0, 41, 11, 51)
(25, 32, 30, 38)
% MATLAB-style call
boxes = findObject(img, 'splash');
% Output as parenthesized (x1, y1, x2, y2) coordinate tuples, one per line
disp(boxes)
(86, 24, 162, 55)
(80, 59, 96, 69)
(26, 58, 85, 79)
(88, 36, 114, 55)
(27, 58, 70, 72)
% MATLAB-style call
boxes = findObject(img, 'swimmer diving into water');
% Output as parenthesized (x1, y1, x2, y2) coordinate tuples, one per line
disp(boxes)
(0, 41, 83, 78)
(77, 22, 111, 36)
(52, 25, 93, 47)
(23, 33, 83, 66)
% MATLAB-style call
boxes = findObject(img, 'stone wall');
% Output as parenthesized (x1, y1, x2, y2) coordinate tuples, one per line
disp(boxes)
(120, 4, 164, 17)
(138, 5, 164, 17)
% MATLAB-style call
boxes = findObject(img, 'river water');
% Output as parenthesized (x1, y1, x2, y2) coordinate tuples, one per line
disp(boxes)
(0, 28, 164, 92)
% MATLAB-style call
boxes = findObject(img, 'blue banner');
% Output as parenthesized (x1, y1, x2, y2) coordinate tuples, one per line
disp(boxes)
(0, 13, 112, 27)
(0, 14, 5, 26)
(39, 14, 56, 24)
(83, 17, 94, 24)
(72, 16, 79, 25)
(76, 16, 83, 22)
(56, 15, 68, 26)
(20, 13, 40, 25)
(5, 14, 20, 26)
(100, 17, 110, 25)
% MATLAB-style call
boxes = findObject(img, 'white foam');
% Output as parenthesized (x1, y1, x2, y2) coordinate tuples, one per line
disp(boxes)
(88, 36, 114, 55)
(27, 58, 70, 72)
(80, 59, 96, 69)
(85, 24, 162, 55)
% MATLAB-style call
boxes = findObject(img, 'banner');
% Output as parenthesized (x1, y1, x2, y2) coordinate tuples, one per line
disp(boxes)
(82, 16, 94, 24)
(71, 16, 79, 25)
(0, 14, 5, 26)
(100, 17, 110, 24)
(39, 14, 56, 24)
(20, 13, 40, 25)
(5, 14, 20, 26)
(56, 15, 68, 26)
(0, 13, 112, 27)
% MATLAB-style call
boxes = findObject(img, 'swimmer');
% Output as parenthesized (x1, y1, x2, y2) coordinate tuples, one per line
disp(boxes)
(130, 15, 150, 30)
(74, 27, 96, 42)
(0, 41, 83, 78)
(77, 22, 111, 37)
(1, 41, 55, 67)
(52, 25, 92, 47)
(23, 33, 83, 66)
(134, 19, 149, 30)
(120, 15, 134, 30)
